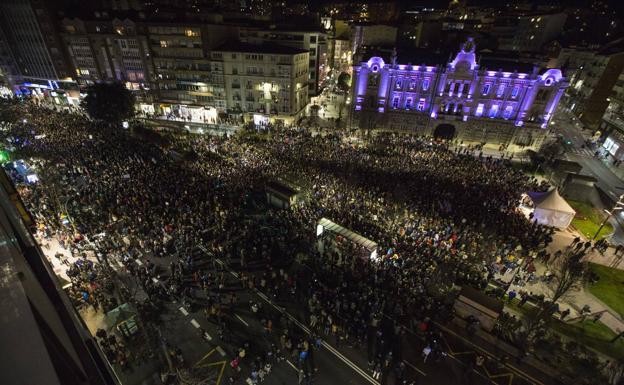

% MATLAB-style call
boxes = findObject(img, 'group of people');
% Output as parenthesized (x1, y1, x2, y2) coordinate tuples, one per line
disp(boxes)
(1, 99, 556, 384)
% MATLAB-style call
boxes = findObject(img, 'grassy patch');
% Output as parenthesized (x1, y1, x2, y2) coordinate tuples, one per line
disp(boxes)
(568, 200, 613, 240)
(549, 319, 624, 360)
(505, 299, 624, 360)
(588, 263, 624, 318)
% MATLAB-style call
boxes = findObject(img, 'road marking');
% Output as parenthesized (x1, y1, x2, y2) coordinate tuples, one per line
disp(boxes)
(438, 325, 544, 385)
(152, 277, 159, 283)
(286, 360, 299, 372)
(200, 246, 380, 385)
(195, 348, 216, 366)
(190, 319, 201, 328)
(252, 288, 379, 385)
(403, 360, 426, 376)
(235, 314, 249, 327)
(203, 331, 213, 341)
(179, 307, 189, 316)
(216, 346, 226, 357)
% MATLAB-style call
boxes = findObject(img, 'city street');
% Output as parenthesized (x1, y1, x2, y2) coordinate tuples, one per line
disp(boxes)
(114, 244, 560, 385)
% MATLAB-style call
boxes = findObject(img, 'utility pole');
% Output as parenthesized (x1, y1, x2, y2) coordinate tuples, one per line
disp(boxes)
(593, 194, 624, 239)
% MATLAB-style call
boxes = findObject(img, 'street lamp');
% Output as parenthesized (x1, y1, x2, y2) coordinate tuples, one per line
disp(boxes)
(593, 194, 624, 239)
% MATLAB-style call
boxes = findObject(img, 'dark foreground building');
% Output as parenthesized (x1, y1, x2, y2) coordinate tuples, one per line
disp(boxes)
(0, 170, 115, 385)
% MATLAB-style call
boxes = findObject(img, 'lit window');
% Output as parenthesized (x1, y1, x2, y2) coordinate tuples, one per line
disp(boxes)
(489, 104, 499, 118)
(496, 84, 505, 97)
(417, 99, 425, 111)
(185, 29, 197, 37)
(395, 79, 402, 90)
(422, 79, 429, 91)
(482, 83, 491, 95)
(475, 103, 484, 117)
(503, 105, 513, 119)
(511, 86, 519, 98)
(392, 96, 400, 109)
(410, 80, 416, 90)
(405, 98, 413, 109)
(160, 40, 168, 48)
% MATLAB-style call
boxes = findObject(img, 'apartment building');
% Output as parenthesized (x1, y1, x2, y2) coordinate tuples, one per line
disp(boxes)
(211, 42, 309, 122)
(147, 22, 237, 120)
(557, 39, 624, 130)
(61, 18, 152, 88)
(599, 71, 624, 161)
(332, 36, 352, 73)
(0, 0, 74, 95)
(239, 26, 328, 95)
(491, 12, 567, 53)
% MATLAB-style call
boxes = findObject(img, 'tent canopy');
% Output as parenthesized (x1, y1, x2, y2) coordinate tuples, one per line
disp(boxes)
(527, 189, 576, 215)
(527, 189, 576, 229)
(317, 217, 378, 251)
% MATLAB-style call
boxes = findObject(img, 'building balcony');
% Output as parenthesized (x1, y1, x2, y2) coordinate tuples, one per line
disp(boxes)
(231, 84, 241, 89)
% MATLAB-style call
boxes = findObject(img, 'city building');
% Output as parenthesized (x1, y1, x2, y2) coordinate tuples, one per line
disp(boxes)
(61, 18, 153, 92)
(599, 71, 624, 161)
(490, 11, 567, 53)
(352, 23, 398, 54)
(0, 0, 75, 96)
(557, 39, 624, 130)
(351, 38, 568, 150)
(321, 1, 399, 23)
(239, 26, 328, 95)
(147, 21, 238, 119)
(211, 42, 309, 123)
(332, 36, 352, 73)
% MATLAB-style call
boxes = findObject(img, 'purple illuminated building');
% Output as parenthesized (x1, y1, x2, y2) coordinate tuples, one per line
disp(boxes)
(352, 38, 568, 149)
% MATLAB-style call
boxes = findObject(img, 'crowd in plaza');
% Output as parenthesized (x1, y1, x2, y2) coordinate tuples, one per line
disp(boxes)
(1, 100, 559, 384)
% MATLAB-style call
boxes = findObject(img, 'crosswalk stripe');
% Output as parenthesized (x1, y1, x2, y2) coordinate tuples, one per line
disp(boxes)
(286, 360, 299, 372)
(235, 314, 249, 327)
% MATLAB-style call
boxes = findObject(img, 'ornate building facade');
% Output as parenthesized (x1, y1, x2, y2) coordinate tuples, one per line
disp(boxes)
(351, 38, 568, 149)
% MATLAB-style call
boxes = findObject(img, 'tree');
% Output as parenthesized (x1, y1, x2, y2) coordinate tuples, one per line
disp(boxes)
(81, 82, 135, 124)
(548, 245, 590, 304)
(518, 244, 590, 346)
(337, 72, 351, 92)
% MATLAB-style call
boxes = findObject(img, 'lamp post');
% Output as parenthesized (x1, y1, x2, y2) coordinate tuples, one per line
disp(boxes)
(593, 194, 624, 239)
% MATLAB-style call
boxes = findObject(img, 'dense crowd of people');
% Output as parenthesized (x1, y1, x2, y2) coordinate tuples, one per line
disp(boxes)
(1, 100, 557, 384)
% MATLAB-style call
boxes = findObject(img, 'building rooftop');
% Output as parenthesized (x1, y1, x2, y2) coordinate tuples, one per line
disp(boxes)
(361, 46, 451, 66)
(479, 56, 538, 74)
(360, 46, 542, 74)
(214, 41, 309, 55)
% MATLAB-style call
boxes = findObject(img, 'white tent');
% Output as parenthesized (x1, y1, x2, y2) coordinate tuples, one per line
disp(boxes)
(527, 189, 576, 229)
